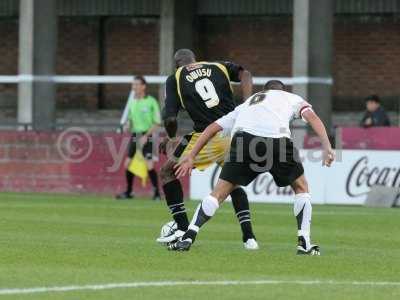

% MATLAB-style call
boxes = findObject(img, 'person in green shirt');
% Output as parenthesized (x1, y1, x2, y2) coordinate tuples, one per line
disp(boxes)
(116, 76, 161, 200)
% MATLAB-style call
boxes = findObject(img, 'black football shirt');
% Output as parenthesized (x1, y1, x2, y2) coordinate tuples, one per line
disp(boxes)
(164, 61, 243, 132)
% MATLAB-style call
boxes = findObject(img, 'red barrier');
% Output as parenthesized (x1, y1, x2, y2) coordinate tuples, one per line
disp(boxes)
(0, 131, 189, 196)
(304, 127, 400, 150)
(340, 127, 400, 150)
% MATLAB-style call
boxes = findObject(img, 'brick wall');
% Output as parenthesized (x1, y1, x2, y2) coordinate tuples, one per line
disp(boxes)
(57, 18, 100, 110)
(198, 16, 292, 100)
(0, 131, 189, 196)
(200, 16, 400, 111)
(333, 17, 400, 111)
(0, 15, 399, 113)
(0, 18, 18, 115)
(199, 17, 292, 77)
(103, 18, 159, 109)
(0, 19, 18, 75)
(0, 17, 160, 112)
(56, 17, 159, 110)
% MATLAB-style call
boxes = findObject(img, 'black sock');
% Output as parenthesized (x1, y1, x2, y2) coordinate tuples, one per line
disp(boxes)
(126, 169, 134, 194)
(163, 180, 189, 231)
(193, 204, 212, 228)
(182, 202, 214, 243)
(148, 169, 159, 193)
(296, 205, 305, 231)
(182, 229, 198, 243)
(230, 187, 256, 242)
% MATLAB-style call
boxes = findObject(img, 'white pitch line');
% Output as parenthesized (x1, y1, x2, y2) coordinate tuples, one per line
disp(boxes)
(1, 280, 399, 295)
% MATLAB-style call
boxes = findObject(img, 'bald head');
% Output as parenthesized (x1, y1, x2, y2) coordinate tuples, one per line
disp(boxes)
(174, 49, 196, 68)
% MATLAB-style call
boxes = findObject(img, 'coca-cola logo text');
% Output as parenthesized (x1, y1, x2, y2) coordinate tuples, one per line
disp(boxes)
(346, 156, 400, 197)
(210, 166, 293, 196)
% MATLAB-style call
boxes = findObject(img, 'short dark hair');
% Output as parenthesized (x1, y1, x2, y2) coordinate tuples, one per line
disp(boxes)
(365, 94, 380, 103)
(134, 75, 147, 85)
(174, 49, 196, 67)
(264, 80, 285, 91)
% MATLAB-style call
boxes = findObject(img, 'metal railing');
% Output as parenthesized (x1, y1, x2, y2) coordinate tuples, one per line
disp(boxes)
(0, 74, 333, 132)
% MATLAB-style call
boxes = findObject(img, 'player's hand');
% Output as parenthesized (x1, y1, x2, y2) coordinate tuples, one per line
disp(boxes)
(174, 155, 195, 178)
(365, 117, 372, 126)
(159, 137, 169, 155)
(323, 148, 335, 167)
(139, 135, 148, 146)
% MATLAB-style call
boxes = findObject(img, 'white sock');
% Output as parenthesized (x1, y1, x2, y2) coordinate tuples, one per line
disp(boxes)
(293, 193, 312, 248)
(201, 195, 219, 216)
(188, 195, 219, 232)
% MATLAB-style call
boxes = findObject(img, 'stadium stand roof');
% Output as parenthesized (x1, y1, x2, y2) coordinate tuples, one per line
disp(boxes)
(1, 0, 400, 17)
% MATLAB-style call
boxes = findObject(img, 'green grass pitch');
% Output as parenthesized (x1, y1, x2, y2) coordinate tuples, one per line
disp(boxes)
(0, 192, 399, 300)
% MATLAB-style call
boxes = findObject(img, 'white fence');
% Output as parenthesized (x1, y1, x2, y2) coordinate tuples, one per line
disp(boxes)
(0, 75, 333, 85)
(0, 74, 333, 128)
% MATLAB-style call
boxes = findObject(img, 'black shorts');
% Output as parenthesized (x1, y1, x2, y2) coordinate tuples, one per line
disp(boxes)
(219, 131, 304, 187)
(128, 133, 154, 159)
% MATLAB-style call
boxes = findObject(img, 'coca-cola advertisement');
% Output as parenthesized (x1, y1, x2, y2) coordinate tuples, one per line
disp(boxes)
(190, 150, 400, 205)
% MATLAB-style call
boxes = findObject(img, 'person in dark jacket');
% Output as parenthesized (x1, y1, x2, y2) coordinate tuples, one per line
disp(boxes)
(360, 95, 390, 127)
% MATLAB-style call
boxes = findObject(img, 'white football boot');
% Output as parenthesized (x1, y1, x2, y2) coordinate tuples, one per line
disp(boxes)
(156, 229, 185, 244)
(243, 238, 259, 250)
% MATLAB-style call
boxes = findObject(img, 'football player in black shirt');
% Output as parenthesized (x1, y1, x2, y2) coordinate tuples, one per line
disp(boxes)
(157, 49, 258, 250)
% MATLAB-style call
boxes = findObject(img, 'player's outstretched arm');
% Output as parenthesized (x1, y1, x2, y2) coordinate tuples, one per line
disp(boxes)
(238, 69, 253, 100)
(174, 122, 223, 178)
(302, 110, 335, 167)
